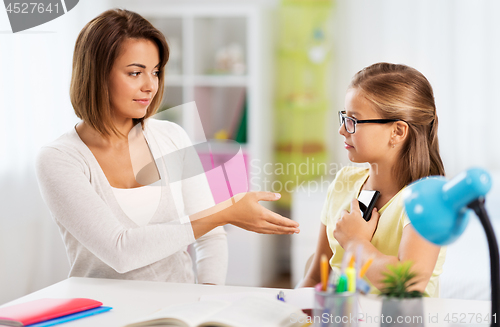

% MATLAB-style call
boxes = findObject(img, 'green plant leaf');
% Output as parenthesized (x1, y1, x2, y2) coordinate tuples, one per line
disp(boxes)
(379, 261, 424, 299)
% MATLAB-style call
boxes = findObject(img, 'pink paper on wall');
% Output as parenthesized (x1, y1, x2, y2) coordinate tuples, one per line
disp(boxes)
(199, 149, 248, 204)
(204, 166, 231, 204)
(223, 149, 248, 196)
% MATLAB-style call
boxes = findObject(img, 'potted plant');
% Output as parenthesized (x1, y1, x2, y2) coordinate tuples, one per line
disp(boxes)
(379, 261, 425, 327)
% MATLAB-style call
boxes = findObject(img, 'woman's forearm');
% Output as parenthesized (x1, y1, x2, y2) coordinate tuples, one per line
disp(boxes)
(190, 197, 232, 239)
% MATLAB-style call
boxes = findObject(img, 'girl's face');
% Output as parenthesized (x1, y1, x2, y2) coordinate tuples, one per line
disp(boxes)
(339, 88, 394, 164)
(108, 38, 160, 124)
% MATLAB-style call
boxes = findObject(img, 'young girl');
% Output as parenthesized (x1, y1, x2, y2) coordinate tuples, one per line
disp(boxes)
(299, 63, 446, 297)
(36, 9, 299, 285)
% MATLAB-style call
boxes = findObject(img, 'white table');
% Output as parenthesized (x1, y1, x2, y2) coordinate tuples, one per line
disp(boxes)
(0, 277, 492, 327)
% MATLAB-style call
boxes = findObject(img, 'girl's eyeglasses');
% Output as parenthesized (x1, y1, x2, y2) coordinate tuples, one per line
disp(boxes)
(338, 110, 402, 134)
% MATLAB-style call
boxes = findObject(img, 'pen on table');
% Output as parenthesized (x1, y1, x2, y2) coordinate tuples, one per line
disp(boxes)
(277, 290, 285, 302)
(345, 254, 356, 293)
(359, 257, 373, 278)
(335, 251, 350, 293)
(335, 274, 347, 293)
(348, 253, 355, 268)
(327, 267, 341, 293)
(320, 254, 328, 292)
(356, 257, 374, 294)
(320, 256, 332, 327)
(315, 283, 326, 308)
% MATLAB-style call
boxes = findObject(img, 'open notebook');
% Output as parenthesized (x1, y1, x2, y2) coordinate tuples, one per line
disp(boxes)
(125, 296, 309, 327)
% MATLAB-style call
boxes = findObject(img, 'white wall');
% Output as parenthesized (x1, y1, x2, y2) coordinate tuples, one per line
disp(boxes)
(331, 0, 500, 176)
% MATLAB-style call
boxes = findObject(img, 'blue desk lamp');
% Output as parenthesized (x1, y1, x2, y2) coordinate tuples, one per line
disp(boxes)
(403, 168, 497, 326)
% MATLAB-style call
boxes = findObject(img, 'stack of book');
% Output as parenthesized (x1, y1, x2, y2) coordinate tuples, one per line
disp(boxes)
(0, 298, 111, 327)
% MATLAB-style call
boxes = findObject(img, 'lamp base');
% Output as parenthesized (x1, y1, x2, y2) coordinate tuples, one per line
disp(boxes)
(468, 198, 499, 327)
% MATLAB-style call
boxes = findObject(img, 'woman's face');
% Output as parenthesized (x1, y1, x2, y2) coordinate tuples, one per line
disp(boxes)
(339, 88, 394, 164)
(108, 38, 160, 123)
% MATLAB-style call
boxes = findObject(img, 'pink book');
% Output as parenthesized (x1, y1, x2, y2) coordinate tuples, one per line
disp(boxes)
(0, 298, 103, 326)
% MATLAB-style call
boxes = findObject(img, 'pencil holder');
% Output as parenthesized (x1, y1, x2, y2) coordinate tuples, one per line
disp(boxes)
(313, 291, 359, 327)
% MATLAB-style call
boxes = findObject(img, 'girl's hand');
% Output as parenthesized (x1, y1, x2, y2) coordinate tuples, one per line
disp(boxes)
(333, 198, 380, 248)
(227, 192, 300, 235)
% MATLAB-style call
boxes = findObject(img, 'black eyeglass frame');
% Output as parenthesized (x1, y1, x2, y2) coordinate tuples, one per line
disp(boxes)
(338, 110, 402, 134)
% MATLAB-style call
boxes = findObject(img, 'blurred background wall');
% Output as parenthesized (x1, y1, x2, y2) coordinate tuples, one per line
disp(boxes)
(1, 0, 499, 304)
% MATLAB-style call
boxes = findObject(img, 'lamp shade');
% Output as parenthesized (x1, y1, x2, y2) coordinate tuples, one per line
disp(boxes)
(402, 168, 492, 245)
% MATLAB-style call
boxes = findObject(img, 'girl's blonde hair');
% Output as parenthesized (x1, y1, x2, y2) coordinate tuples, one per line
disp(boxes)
(349, 62, 445, 188)
(70, 9, 169, 137)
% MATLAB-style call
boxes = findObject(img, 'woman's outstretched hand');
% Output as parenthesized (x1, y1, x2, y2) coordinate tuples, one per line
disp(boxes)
(229, 192, 300, 234)
(190, 191, 300, 239)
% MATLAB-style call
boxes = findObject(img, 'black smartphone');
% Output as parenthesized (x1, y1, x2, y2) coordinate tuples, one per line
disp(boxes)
(357, 190, 380, 221)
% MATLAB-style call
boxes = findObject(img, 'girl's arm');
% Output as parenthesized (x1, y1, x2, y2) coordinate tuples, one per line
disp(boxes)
(297, 223, 333, 288)
(335, 199, 440, 293)
(395, 224, 441, 291)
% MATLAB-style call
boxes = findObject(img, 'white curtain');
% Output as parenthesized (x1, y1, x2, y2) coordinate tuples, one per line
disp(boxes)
(331, 0, 500, 177)
(0, 0, 109, 304)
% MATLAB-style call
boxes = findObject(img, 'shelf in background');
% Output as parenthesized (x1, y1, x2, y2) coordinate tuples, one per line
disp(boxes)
(194, 75, 248, 87)
(191, 140, 248, 152)
(164, 75, 184, 86)
(165, 75, 248, 87)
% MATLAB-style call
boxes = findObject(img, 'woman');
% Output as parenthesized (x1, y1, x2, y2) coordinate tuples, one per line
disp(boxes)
(36, 9, 299, 285)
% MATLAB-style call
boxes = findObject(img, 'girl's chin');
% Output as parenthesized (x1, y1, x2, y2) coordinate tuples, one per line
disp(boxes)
(347, 154, 364, 163)
(347, 156, 372, 166)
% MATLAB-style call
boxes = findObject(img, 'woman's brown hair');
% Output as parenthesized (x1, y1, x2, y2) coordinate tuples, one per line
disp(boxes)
(349, 62, 445, 189)
(70, 9, 169, 136)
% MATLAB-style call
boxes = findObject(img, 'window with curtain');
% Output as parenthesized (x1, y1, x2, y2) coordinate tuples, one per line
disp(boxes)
(0, 0, 109, 304)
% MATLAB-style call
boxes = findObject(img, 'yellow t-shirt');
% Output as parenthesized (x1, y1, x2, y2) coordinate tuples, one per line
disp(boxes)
(320, 166, 446, 297)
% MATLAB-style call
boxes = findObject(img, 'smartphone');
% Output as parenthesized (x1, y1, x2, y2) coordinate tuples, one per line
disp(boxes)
(357, 190, 380, 221)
